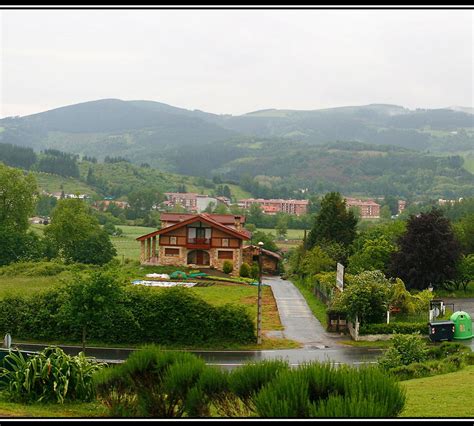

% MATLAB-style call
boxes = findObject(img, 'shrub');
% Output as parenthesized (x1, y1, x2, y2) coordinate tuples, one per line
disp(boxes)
(250, 263, 259, 280)
(253, 363, 405, 418)
(378, 334, 428, 370)
(359, 322, 427, 335)
(94, 346, 225, 417)
(0, 346, 104, 404)
(0, 260, 68, 277)
(239, 262, 251, 278)
(223, 260, 233, 274)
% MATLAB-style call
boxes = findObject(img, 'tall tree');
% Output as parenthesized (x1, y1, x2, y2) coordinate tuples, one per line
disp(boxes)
(389, 208, 461, 290)
(0, 164, 42, 265)
(305, 192, 357, 251)
(45, 198, 116, 265)
(0, 163, 37, 232)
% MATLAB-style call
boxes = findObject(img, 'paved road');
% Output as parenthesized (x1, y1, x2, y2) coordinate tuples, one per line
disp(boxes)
(263, 276, 343, 348)
(443, 298, 474, 318)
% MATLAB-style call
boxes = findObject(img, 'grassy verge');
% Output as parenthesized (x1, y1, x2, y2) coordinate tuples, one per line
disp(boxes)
(291, 278, 328, 329)
(399, 365, 474, 417)
(0, 392, 106, 417)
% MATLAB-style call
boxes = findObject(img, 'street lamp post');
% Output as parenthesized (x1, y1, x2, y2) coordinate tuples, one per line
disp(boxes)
(257, 241, 264, 345)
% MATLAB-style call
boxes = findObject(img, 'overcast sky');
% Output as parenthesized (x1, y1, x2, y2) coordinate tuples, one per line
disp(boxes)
(0, 8, 473, 118)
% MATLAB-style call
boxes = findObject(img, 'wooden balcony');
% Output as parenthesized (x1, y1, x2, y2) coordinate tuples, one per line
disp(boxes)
(186, 238, 211, 250)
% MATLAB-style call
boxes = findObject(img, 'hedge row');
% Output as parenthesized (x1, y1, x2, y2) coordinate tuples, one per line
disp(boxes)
(0, 286, 256, 346)
(360, 322, 428, 335)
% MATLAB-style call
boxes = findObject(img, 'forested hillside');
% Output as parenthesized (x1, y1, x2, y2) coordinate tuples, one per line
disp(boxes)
(1, 99, 473, 199)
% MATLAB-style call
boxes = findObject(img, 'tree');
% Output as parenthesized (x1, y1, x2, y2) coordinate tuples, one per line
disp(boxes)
(380, 205, 392, 220)
(250, 230, 279, 252)
(454, 213, 474, 254)
(247, 203, 264, 226)
(128, 189, 163, 219)
(0, 164, 42, 265)
(306, 192, 357, 250)
(389, 209, 462, 290)
(347, 236, 396, 274)
(383, 195, 399, 216)
(213, 203, 229, 214)
(455, 254, 474, 292)
(45, 198, 117, 265)
(275, 215, 288, 240)
(335, 271, 391, 324)
(0, 163, 37, 232)
(300, 246, 335, 276)
(59, 272, 132, 353)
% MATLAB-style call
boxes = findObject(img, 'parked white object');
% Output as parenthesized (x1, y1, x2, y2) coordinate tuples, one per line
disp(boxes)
(145, 273, 170, 279)
(132, 280, 196, 288)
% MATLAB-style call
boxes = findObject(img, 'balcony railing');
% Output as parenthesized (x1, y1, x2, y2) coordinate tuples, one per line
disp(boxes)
(186, 238, 211, 249)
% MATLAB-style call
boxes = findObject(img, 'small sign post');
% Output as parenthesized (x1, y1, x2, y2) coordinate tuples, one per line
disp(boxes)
(336, 263, 344, 292)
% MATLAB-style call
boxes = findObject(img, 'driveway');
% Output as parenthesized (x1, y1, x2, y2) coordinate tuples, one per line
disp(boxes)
(263, 276, 342, 348)
(442, 298, 474, 318)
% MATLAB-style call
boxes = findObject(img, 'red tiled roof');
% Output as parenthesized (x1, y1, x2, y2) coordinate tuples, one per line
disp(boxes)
(137, 213, 250, 241)
(243, 245, 282, 260)
(160, 212, 245, 225)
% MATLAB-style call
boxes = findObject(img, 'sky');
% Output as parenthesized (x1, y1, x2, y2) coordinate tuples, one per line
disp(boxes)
(0, 8, 473, 118)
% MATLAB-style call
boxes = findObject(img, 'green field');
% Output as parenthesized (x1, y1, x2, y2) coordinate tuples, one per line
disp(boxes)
(113, 225, 156, 259)
(400, 366, 474, 417)
(32, 171, 98, 197)
(257, 228, 305, 240)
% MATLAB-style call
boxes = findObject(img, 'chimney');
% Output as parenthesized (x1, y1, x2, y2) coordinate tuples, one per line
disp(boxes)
(234, 216, 242, 231)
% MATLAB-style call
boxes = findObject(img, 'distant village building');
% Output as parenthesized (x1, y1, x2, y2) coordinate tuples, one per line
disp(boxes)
(398, 200, 407, 215)
(438, 198, 463, 206)
(29, 216, 49, 225)
(136, 213, 252, 275)
(164, 193, 230, 213)
(345, 197, 381, 219)
(49, 191, 89, 200)
(238, 198, 309, 216)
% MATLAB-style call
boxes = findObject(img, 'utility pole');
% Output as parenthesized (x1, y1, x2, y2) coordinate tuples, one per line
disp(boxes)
(257, 241, 264, 345)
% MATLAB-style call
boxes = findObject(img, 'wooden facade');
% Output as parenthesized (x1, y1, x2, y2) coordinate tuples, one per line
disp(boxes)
(136, 213, 250, 275)
(242, 245, 282, 275)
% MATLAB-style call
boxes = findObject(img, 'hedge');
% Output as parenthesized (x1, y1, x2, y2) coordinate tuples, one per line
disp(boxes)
(359, 322, 428, 336)
(0, 286, 256, 346)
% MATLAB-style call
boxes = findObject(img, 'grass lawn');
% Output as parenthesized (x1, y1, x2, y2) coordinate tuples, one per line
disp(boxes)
(192, 283, 283, 332)
(0, 393, 107, 417)
(291, 278, 328, 329)
(0, 275, 66, 299)
(400, 365, 474, 417)
(32, 171, 98, 197)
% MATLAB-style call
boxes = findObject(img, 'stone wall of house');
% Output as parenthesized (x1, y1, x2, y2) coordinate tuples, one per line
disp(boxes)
(210, 248, 242, 276)
(157, 246, 187, 266)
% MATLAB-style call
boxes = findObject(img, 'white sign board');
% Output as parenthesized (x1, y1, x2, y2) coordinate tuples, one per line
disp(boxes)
(336, 263, 344, 292)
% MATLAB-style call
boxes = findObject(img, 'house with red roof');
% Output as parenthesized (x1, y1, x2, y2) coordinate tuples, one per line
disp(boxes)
(136, 213, 251, 275)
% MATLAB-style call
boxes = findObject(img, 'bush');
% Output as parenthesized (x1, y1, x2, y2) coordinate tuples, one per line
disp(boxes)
(378, 334, 428, 370)
(253, 363, 405, 417)
(359, 322, 427, 335)
(94, 346, 225, 417)
(239, 262, 251, 278)
(0, 284, 256, 347)
(223, 260, 233, 274)
(0, 346, 104, 404)
(0, 260, 68, 277)
(250, 263, 259, 280)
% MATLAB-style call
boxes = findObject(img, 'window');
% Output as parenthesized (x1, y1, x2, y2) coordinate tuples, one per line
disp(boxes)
(222, 238, 229, 247)
(170, 236, 177, 245)
(165, 248, 180, 257)
(218, 250, 233, 260)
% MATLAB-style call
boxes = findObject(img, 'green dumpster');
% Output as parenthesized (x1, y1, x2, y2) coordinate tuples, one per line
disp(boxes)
(450, 311, 473, 340)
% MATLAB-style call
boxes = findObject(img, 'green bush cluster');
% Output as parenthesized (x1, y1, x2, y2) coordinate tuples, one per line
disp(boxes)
(0, 281, 255, 346)
(0, 260, 69, 277)
(223, 260, 233, 274)
(0, 346, 104, 404)
(94, 347, 406, 418)
(239, 262, 251, 278)
(378, 337, 472, 381)
(360, 322, 427, 335)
